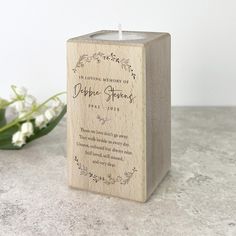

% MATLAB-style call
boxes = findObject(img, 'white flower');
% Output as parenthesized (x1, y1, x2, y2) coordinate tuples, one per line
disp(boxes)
(21, 122, 34, 137)
(25, 95, 36, 107)
(35, 114, 48, 129)
(51, 98, 61, 108)
(14, 101, 25, 112)
(51, 99, 64, 114)
(31, 111, 41, 119)
(15, 86, 27, 97)
(10, 86, 27, 100)
(12, 131, 26, 147)
(54, 104, 64, 114)
(45, 109, 56, 121)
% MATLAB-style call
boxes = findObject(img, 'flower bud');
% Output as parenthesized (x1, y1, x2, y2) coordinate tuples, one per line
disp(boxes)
(35, 114, 47, 129)
(12, 131, 26, 147)
(25, 95, 37, 107)
(51, 98, 62, 108)
(45, 109, 56, 121)
(21, 122, 34, 137)
(14, 101, 25, 112)
(15, 86, 27, 97)
(51, 98, 64, 114)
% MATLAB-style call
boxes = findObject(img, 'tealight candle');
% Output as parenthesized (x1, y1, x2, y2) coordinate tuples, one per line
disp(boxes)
(90, 25, 148, 41)
(67, 29, 171, 202)
(91, 31, 147, 40)
(91, 26, 147, 41)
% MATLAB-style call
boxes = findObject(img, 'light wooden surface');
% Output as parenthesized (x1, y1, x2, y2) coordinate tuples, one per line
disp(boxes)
(145, 34, 171, 199)
(67, 31, 171, 202)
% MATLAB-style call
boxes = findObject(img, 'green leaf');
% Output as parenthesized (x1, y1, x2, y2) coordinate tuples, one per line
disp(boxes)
(0, 108, 7, 128)
(0, 124, 19, 149)
(0, 105, 67, 150)
(0, 97, 8, 107)
(0, 97, 8, 128)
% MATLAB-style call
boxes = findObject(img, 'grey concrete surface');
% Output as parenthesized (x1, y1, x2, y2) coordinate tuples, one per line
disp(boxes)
(0, 107, 236, 236)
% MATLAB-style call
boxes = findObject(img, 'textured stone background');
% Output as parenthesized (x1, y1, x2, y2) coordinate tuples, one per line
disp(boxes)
(0, 108, 236, 236)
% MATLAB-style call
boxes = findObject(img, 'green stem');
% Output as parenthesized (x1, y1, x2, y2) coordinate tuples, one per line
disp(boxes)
(0, 99, 17, 109)
(0, 92, 66, 133)
(11, 85, 21, 99)
(0, 85, 25, 109)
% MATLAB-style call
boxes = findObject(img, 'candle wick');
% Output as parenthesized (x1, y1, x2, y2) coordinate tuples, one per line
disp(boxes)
(118, 24, 122, 40)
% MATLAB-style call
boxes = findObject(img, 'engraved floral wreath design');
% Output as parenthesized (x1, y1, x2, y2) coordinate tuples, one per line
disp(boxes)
(74, 156, 137, 185)
(72, 52, 136, 79)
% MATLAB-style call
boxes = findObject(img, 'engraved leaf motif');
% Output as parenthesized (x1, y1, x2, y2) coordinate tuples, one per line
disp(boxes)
(74, 158, 137, 185)
(73, 52, 136, 79)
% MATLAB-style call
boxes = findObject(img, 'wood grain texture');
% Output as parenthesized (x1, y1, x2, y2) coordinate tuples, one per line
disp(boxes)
(145, 34, 171, 199)
(67, 31, 171, 202)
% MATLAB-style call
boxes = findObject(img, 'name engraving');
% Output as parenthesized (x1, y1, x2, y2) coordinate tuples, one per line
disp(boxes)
(73, 83, 100, 98)
(73, 83, 136, 104)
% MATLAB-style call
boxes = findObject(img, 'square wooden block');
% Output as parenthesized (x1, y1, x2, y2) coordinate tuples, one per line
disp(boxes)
(67, 30, 171, 202)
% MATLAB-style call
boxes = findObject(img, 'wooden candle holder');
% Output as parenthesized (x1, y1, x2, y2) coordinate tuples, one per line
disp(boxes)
(67, 30, 171, 202)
